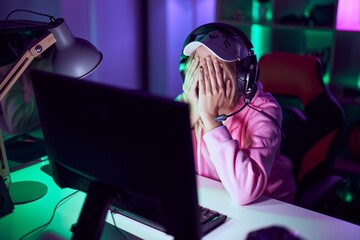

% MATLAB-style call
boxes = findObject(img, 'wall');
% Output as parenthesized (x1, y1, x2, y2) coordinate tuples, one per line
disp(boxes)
(58, 0, 141, 90)
(0, 0, 141, 90)
(0, 0, 216, 98)
(0, 0, 60, 20)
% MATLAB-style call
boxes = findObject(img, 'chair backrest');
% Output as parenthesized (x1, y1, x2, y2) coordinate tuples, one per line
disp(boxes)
(259, 52, 345, 196)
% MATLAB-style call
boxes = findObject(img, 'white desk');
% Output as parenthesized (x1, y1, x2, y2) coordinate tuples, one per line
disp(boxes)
(1, 161, 360, 240)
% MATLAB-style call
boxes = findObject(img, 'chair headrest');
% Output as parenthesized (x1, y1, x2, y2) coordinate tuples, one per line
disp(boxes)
(259, 52, 324, 106)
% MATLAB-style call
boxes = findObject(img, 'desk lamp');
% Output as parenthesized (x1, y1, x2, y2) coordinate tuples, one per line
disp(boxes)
(0, 15, 102, 206)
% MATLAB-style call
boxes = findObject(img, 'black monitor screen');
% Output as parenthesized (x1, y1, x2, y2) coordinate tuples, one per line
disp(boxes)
(31, 70, 200, 239)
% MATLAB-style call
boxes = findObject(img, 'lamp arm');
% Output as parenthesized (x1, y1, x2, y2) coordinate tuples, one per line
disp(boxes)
(0, 32, 56, 188)
(0, 32, 56, 101)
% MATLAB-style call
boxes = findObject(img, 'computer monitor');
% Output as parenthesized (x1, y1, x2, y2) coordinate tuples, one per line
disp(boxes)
(30, 69, 201, 239)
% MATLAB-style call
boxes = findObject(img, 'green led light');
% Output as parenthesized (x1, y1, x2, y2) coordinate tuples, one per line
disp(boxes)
(344, 192, 354, 202)
(304, 6, 311, 18)
(39, 156, 49, 161)
(357, 73, 360, 89)
(179, 63, 186, 72)
(337, 188, 354, 203)
(323, 71, 330, 85)
(250, 24, 271, 58)
(252, 2, 260, 22)
(252, 1, 272, 22)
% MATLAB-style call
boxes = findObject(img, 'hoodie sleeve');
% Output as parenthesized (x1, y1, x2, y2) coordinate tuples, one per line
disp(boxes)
(203, 104, 282, 205)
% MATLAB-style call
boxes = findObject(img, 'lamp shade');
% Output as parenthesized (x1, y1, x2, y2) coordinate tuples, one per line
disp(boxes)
(48, 18, 102, 78)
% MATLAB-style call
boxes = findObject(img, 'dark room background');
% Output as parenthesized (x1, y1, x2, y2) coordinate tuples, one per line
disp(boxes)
(1, 0, 360, 226)
(0, 0, 217, 98)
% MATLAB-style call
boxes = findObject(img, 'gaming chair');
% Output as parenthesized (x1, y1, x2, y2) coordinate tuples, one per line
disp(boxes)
(259, 52, 345, 215)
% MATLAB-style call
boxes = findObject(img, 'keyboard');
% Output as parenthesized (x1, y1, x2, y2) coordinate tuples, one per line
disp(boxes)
(109, 205, 227, 236)
(199, 205, 227, 235)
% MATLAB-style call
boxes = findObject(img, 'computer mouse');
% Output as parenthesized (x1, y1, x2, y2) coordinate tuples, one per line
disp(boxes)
(246, 225, 304, 240)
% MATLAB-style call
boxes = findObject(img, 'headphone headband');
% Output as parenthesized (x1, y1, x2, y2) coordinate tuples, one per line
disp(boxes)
(184, 22, 254, 53)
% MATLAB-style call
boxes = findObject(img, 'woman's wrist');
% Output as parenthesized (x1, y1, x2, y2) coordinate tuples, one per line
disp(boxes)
(201, 114, 222, 132)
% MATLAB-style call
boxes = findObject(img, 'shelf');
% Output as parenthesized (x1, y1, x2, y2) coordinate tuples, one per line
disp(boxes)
(217, 18, 272, 27)
(218, 18, 334, 32)
(216, 0, 360, 95)
(272, 24, 334, 31)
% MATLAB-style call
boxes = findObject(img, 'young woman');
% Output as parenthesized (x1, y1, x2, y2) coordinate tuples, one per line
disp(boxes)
(176, 23, 296, 205)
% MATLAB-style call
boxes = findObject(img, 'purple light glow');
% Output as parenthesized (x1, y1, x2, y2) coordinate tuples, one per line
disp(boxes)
(164, 0, 216, 97)
(336, 0, 360, 31)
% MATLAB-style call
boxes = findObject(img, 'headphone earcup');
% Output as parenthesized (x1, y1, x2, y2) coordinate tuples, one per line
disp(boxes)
(237, 55, 259, 101)
(237, 61, 246, 97)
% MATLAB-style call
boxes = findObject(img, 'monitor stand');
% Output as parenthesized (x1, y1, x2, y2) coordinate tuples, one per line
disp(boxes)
(71, 181, 116, 240)
(102, 221, 143, 240)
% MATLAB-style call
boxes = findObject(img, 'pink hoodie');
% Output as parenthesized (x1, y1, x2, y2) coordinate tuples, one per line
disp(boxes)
(192, 82, 296, 205)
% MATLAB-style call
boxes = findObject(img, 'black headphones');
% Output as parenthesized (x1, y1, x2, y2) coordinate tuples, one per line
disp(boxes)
(179, 22, 259, 102)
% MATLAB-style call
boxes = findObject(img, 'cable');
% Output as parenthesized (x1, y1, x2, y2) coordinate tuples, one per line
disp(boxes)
(18, 190, 79, 240)
(214, 100, 250, 122)
(216, 100, 326, 205)
(2, 9, 55, 59)
(214, 99, 286, 140)
(109, 209, 130, 240)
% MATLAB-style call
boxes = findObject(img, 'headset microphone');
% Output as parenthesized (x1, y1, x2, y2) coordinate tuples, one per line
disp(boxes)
(214, 115, 228, 122)
(214, 100, 250, 122)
